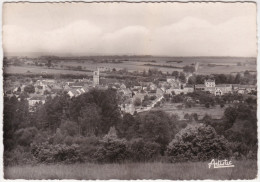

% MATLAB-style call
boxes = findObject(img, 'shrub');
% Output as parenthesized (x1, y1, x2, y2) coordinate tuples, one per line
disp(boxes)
(93, 127, 128, 163)
(70, 136, 100, 162)
(134, 98, 142, 106)
(60, 120, 78, 136)
(31, 142, 83, 164)
(127, 138, 161, 162)
(139, 111, 171, 153)
(14, 127, 38, 146)
(166, 124, 231, 162)
(4, 145, 36, 166)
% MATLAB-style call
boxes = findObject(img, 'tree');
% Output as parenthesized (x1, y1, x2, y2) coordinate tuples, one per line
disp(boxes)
(24, 85, 35, 93)
(134, 97, 142, 106)
(47, 59, 52, 68)
(205, 102, 210, 108)
(94, 127, 128, 163)
(138, 111, 171, 153)
(244, 70, 250, 77)
(234, 73, 241, 84)
(78, 103, 101, 136)
(179, 72, 186, 83)
(127, 138, 161, 162)
(60, 120, 78, 136)
(166, 124, 230, 162)
(17, 87, 21, 92)
(117, 113, 139, 139)
(224, 106, 238, 129)
(188, 76, 196, 84)
(171, 95, 184, 103)
(172, 71, 179, 78)
(183, 65, 195, 73)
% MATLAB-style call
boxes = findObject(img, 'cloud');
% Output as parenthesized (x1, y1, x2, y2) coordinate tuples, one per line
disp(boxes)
(3, 16, 256, 57)
(148, 16, 256, 56)
(100, 26, 150, 54)
(3, 20, 103, 53)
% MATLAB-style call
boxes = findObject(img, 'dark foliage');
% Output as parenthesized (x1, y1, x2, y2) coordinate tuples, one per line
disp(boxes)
(166, 124, 231, 162)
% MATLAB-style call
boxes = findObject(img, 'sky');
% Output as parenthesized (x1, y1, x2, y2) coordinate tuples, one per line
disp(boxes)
(2, 2, 257, 57)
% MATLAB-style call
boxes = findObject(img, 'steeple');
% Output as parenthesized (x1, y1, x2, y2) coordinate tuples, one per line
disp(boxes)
(93, 68, 100, 86)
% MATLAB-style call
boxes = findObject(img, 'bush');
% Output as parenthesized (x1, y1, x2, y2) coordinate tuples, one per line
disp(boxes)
(93, 127, 128, 163)
(138, 111, 171, 153)
(134, 98, 142, 106)
(166, 124, 231, 162)
(68, 136, 100, 162)
(14, 127, 38, 146)
(60, 120, 78, 136)
(24, 85, 35, 93)
(4, 145, 36, 166)
(31, 142, 83, 164)
(127, 138, 161, 162)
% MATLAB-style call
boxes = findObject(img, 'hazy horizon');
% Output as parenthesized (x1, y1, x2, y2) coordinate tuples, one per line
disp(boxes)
(4, 51, 257, 59)
(3, 2, 257, 57)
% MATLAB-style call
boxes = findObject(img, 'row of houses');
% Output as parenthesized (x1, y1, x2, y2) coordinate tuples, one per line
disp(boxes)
(194, 79, 256, 96)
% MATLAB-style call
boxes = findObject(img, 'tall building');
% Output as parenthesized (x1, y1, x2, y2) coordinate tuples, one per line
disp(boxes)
(205, 79, 215, 87)
(93, 68, 99, 86)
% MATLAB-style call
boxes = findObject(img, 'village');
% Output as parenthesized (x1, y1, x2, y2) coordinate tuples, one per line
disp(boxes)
(4, 67, 257, 114)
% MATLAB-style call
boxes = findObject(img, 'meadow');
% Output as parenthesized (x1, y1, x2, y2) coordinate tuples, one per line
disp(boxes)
(153, 103, 225, 120)
(198, 64, 256, 75)
(4, 56, 256, 75)
(4, 160, 257, 180)
(4, 65, 93, 75)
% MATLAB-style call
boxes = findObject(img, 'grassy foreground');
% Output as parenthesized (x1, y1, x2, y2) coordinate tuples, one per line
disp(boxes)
(4, 160, 257, 180)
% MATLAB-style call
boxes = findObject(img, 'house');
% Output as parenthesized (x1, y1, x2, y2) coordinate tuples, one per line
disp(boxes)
(133, 85, 142, 90)
(156, 88, 164, 97)
(195, 79, 233, 95)
(165, 88, 176, 95)
(133, 93, 146, 102)
(67, 86, 90, 98)
(120, 84, 127, 89)
(70, 82, 86, 88)
(215, 84, 232, 96)
(67, 89, 79, 98)
(194, 84, 205, 91)
(95, 85, 108, 90)
(149, 84, 157, 91)
(232, 84, 256, 94)
(120, 88, 132, 98)
(28, 96, 45, 109)
(183, 85, 194, 93)
(51, 85, 63, 93)
(205, 79, 215, 88)
(238, 85, 256, 92)
(120, 103, 135, 115)
(232, 84, 241, 91)
(166, 77, 176, 84)
(237, 89, 246, 94)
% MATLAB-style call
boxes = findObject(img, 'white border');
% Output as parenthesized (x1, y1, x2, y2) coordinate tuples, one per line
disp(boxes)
(0, 0, 258, 182)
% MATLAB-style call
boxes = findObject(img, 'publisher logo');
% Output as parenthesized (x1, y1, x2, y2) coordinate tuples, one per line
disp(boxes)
(208, 159, 235, 169)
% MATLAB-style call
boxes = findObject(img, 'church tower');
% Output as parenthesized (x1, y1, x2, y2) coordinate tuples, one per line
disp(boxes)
(93, 68, 100, 86)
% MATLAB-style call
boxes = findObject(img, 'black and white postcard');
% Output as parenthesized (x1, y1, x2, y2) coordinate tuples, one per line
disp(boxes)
(1, 0, 258, 180)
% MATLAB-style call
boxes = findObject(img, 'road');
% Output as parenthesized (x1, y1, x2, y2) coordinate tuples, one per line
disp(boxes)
(136, 95, 164, 113)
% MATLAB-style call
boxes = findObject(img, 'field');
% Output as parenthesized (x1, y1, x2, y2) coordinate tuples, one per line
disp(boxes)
(153, 103, 225, 120)
(198, 64, 256, 75)
(4, 56, 256, 75)
(54, 56, 257, 74)
(4, 160, 257, 180)
(4, 65, 93, 75)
